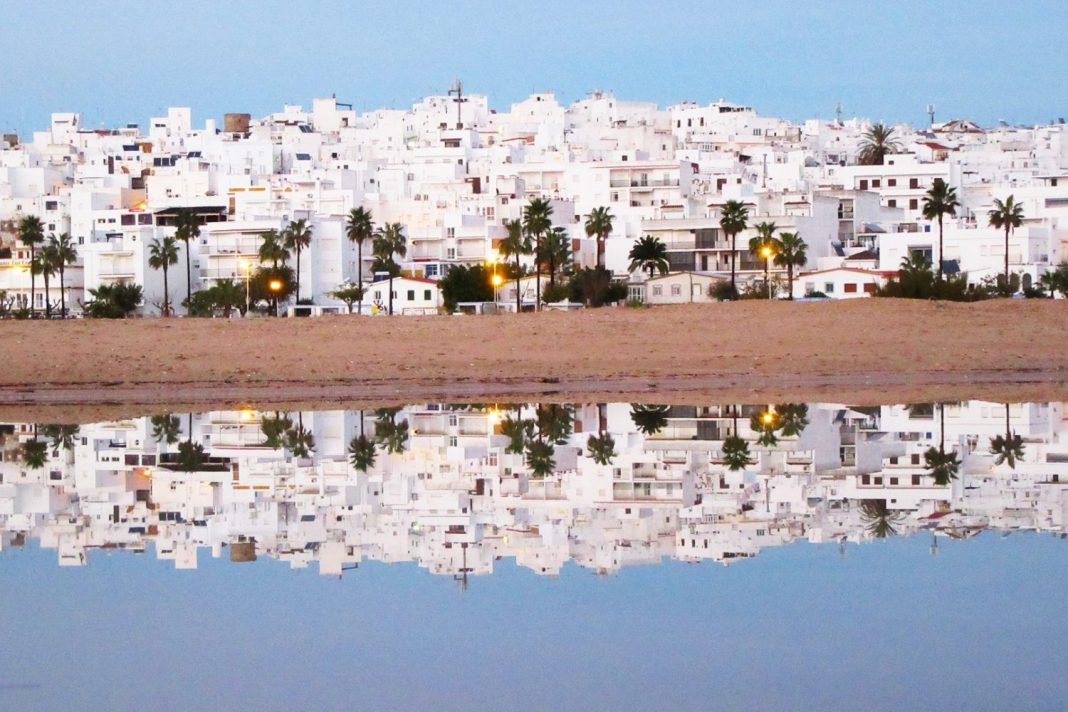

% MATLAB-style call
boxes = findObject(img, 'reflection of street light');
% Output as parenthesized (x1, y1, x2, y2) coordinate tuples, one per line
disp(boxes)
(238, 259, 252, 315)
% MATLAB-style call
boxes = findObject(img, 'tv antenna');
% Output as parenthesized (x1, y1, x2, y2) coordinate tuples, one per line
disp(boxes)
(926, 103, 936, 128)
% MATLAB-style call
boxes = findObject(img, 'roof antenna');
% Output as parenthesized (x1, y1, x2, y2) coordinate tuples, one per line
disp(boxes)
(927, 103, 936, 128)
(834, 102, 843, 126)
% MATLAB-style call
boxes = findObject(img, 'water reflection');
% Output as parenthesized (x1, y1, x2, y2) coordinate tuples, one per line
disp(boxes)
(1, 402, 1065, 577)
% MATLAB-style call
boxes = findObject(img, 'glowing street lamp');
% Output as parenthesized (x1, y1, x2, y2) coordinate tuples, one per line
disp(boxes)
(238, 258, 252, 315)
(491, 273, 503, 305)
(760, 245, 776, 299)
(269, 279, 283, 316)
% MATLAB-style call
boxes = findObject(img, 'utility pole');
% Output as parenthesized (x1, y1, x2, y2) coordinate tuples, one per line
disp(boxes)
(448, 79, 465, 129)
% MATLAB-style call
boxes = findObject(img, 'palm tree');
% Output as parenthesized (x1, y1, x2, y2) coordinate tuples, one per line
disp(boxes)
(258, 229, 289, 316)
(283, 218, 313, 303)
(584, 206, 614, 269)
(773, 232, 807, 300)
(373, 222, 407, 315)
(776, 403, 809, 437)
(212, 279, 245, 317)
(586, 432, 617, 465)
(347, 409, 377, 472)
(722, 406, 753, 471)
(750, 410, 780, 448)
(498, 219, 531, 312)
(260, 412, 293, 450)
(150, 414, 182, 445)
(373, 407, 410, 454)
(32, 239, 58, 318)
(856, 124, 902, 165)
(41, 424, 79, 457)
(988, 195, 1025, 295)
(858, 499, 903, 538)
(630, 404, 669, 436)
(534, 403, 574, 445)
(48, 233, 77, 317)
(922, 179, 960, 284)
(522, 197, 554, 310)
(176, 440, 208, 472)
(989, 403, 1025, 469)
(924, 402, 960, 486)
(748, 221, 781, 296)
(1038, 270, 1060, 298)
(17, 215, 44, 315)
(345, 207, 375, 316)
(719, 200, 748, 298)
(284, 413, 315, 459)
(628, 236, 670, 278)
(172, 208, 201, 311)
(538, 227, 572, 290)
(148, 236, 180, 316)
(500, 413, 533, 454)
(524, 437, 555, 479)
(20, 437, 48, 470)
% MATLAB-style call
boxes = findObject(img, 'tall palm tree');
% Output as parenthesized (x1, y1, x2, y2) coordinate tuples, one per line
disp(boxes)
(538, 227, 572, 290)
(721, 406, 752, 471)
(857, 124, 902, 166)
(924, 402, 960, 486)
(586, 432, 617, 465)
(260, 411, 293, 450)
(150, 414, 182, 445)
(32, 239, 58, 318)
(148, 236, 179, 316)
(989, 403, 1025, 469)
(345, 207, 375, 316)
(284, 413, 315, 459)
(630, 404, 669, 436)
(498, 219, 531, 312)
(858, 499, 903, 538)
(17, 215, 44, 315)
(48, 233, 77, 317)
(258, 229, 289, 316)
(523, 197, 553, 310)
(773, 232, 807, 300)
(500, 413, 533, 454)
(373, 222, 407, 315)
(748, 221, 781, 296)
(172, 208, 201, 311)
(534, 403, 574, 445)
(584, 206, 614, 269)
(283, 218, 313, 303)
(628, 235, 670, 278)
(719, 200, 748, 298)
(348, 409, 377, 472)
(987, 195, 1025, 295)
(922, 179, 960, 284)
(373, 407, 410, 454)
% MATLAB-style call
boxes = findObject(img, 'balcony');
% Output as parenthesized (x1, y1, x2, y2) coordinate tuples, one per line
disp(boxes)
(609, 178, 680, 188)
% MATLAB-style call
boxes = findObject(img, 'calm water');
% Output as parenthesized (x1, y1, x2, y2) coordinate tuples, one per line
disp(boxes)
(1, 402, 1065, 711)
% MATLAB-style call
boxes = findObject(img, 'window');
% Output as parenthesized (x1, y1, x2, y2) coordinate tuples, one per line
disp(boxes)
(890, 477, 899, 485)
(909, 178, 920, 189)
(859, 179, 869, 190)
(407, 289, 415, 301)
(671, 284, 681, 296)
(824, 282, 834, 293)
(911, 475, 921, 485)
(652, 285, 663, 296)
(909, 198, 919, 210)
(844, 283, 857, 293)
(911, 454, 920, 465)
(862, 474, 871, 485)
(424, 289, 431, 300)
(872, 179, 881, 188)
(889, 456, 898, 464)
(446, 227, 455, 238)
(887, 178, 897, 187)
(887, 199, 897, 208)
(425, 264, 438, 277)
(45, 200, 58, 211)
(863, 283, 876, 294)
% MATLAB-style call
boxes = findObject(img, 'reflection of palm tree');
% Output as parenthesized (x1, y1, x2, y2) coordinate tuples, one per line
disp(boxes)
(630, 404, 669, 435)
(260, 412, 293, 450)
(524, 438, 555, 479)
(750, 410, 780, 447)
(722, 406, 753, 471)
(535, 404, 573, 445)
(500, 414, 533, 454)
(21, 437, 48, 470)
(373, 407, 410, 453)
(284, 413, 315, 459)
(347, 410, 376, 472)
(151, 414, 182, 445)
(989, 403, 1025, 468)
(41, 424, 79, 457)
(176, 439, 207, 472)
(586, 433, 617, 465)
(859, 499, 904, 538)
(776, 404, 809, 437)
(924, 402, 960, 486)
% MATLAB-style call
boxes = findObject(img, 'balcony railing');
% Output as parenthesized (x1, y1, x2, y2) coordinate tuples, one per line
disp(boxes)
(609, 178, 680, 188)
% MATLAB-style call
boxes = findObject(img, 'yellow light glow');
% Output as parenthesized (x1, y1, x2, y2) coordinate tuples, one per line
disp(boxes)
(238, 258, 250, 271)
(240, 408, 255, 422)
(487, 408, 501, 424)
(491, 274, 503, 287)
(761, 246, 773, 258)
(761, 412, 776, 425)
(269, 279, 283, 291)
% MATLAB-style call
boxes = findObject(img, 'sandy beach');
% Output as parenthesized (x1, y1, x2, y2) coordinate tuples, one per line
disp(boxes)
(2, 299, 1067, 421)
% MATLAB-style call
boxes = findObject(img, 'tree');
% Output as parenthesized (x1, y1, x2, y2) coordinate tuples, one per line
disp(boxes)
(47, 233, 77, 317)
(537, 226, 572, 291)
(584, 206, 614, 269)
(256, 230, 291, 315)
(924, 402, 960, 486)
(148, 236, 180, 316)
(31, 239, 58, 318)
(721, 406, 752, 471)
(628, 235, 670, 278)
(330, 282, 367, 313)
(857, 124, 902, 166)
(439, 263, 494, 312)
(774, 232, 808, 300)
(748, 221, 782, 296)
(172, 208, 202, 312)
(250, 264, 295, 316)
(284, 413, 315, 459)
(41, 424, 79, 457)
(522, 197, 554, 311)
(922, 179, 960, 284)
(151, 414, 182, 445)
(283, 218, 313, 303)
(500, 414, 533, 454)
(258, 229, 288, 269)
(373, 407, 410, 454)
(587, 432, 617, 465)
(719, 200, 748, 298)
(630, 404, 669, 436)
(858, 499, 903, 538)
(20, 437, 48, 470)
(750, 411, 780, 448)
(499, 219, 532, 312)
(988, 195, 1025, 295)
(776, 403, 810, 437)
(989, 403, 1025, 469)
(84, 282, 142, 318)
(348, 434, 377, 472)
(524, 438, 555, 479)
(176, 440, 208, 472)
(373, 222, 407, 315)
(260, 412, 293, 450)
(17, 215, 44, 316)
(345, 207, 375, 316)
(210, 279, 245, 317)
(534, 403, 574, 445)
(569, 266, 627, 307)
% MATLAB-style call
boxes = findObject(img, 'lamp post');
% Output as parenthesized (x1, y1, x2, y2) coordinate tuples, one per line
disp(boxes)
(239, 259, 251, 316)
(492, 273, 503, 307)
(269, 279, 283, 317)
(761, 245, 775, 300)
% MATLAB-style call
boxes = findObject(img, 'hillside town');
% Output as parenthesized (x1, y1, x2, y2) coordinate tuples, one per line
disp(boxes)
(2, 89, 1068, 316)
(1, 401, 1064, 578)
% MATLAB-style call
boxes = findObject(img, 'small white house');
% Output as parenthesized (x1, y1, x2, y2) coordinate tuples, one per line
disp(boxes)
(642, 271, 724, 304)
(793, 267, 893, 299)
(368, 276, 442, 315)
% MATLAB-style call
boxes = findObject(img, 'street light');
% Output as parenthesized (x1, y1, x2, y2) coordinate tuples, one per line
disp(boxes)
(491, 273, 503, 307)
(238, 259, 252, 316)
(760, 245, 775, 299)
(269, 279, 283, 317)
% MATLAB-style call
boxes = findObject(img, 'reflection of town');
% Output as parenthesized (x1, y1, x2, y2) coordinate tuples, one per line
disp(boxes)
(1, 402, 1065, 580)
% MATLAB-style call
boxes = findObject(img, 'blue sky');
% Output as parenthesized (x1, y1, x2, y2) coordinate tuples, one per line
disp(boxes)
(1, 1, 1067, 133)
(1, 533, 1065, 711)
